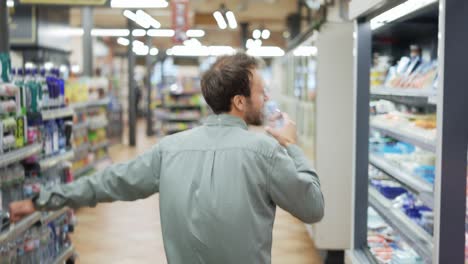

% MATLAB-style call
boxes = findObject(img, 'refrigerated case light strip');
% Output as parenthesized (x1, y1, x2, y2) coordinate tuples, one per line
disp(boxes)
(41, 107, 75, 121)
(370, 122, 436, 152)
(370, 0, 438, 30)
(369, 190, 432, 262)
(52, 246, 75, 264)
(39, 150, 75, 171)
(0, 143, 42, 167)
(370, 87, 435, 98)
(369, 154, 433, 193)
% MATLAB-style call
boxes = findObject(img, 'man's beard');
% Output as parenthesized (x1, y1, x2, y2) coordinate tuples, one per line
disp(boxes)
(245, 99, 264, 126)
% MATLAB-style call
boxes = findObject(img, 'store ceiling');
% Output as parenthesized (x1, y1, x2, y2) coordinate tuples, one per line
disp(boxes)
(70, 0, 297, 52)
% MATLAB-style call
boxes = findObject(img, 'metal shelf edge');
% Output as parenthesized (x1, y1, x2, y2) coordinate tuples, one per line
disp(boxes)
(0, 143, 42, 167)
(0, 212, 42, 243)
(39, 151, 75, 170)
(370, 123, 436, 152)
(369, 192, 433, 262)
(52, 246, 75, 264)
(41, 108, 75, 121)
(369, 154, 433, 193)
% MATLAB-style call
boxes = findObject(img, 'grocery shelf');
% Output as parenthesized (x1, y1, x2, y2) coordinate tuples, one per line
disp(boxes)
(370, 121, 436, 152)
(164, 104, 201, 109)
(70, 98, 110, 110)
(52, 246, 75, 264)
(0, 143, 42, 167)
(90, 141, 109, 152)
(39, 150, 75, 171)
(369, 154, 433, 193)
(41, 107, 75, 121)
(0, 212, 42, 243)
(162, 117, 200, 122)
(418, 191, 434, 209)
(88, 121, 109, 130)
(371, 87, 435, 98)
(73, 121, 88, 131)
(369, 188, 433, 262)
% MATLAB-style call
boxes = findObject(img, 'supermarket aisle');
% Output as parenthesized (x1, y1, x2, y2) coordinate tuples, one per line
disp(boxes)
(71, 121, 322, 263)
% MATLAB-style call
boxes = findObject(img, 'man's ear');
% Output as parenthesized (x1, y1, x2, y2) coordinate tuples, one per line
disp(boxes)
(232, 95, 245, 112)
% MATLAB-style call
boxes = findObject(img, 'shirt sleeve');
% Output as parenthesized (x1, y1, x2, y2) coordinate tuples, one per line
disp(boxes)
(34, 144, 162, 211)
(268, 144, 324, 223)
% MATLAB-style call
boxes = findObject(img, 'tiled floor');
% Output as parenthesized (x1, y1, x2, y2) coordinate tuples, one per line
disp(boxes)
(70, 121, 323, 263)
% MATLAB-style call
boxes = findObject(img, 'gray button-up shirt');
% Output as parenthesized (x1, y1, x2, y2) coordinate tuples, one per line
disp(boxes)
(36, 114, 324, 264)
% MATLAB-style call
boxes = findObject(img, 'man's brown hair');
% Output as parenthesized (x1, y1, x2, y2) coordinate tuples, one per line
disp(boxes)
(201, 53, 262, 114)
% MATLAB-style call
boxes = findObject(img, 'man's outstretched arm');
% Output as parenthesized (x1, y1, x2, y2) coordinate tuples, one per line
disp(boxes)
(10, 144, 162, 222)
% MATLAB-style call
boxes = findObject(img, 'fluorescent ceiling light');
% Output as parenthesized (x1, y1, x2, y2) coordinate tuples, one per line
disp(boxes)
(150, 48, 159, 56)
(166, 45, 235, 57)
(370, 0, 437, 30)
(208, 46, 236, 56)
(261, 29, 270, 39)
(111, 0, 169, 8)
(184, 38, 202, 47)
(68, 28, 85, 36)
(293, 46, 317, 57)
(253, 29, 261, 39)
(6, 0, 14, 7)
(246, 39, 255, 49)
(124, 10, 150, 29)
(133, 44, 149, 56)
(91, 29, 130, 37)
(117, 37, 130, 46)
(136, 10, 161, 29)
(133, 40, 145, 47)
(254, 39, 262, 47)
(225, 11, 237, 29)
(186, 29, 205, 38)
(213, 11, 227, 30)
(132, 29, 146, 37)
(147, 29, 175, 37)
(247, 46, 285, 57)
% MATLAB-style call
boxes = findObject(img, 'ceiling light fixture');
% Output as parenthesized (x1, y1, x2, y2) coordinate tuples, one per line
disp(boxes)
(370, 0, 437, 30)
(246, 46, 285, 57)
(213, 11, 227, 30)
(117, 37, 130, 46)
(150, 48, 159, 56)
(186, 29, 205, 38)
(261, 29, 270, 39)
(225, 11, 237, 29)
(136, 10, 161, 29)
(91, 29, 130, 37)
(147, 29, 175, 37)
(111, 0, 169, 8)
(253, 29, 261, 39)
(6, 0, 14, 7)
(213, 4, 237, 30)
(124, 10, 151, 29)
(132, 29, 147, 37)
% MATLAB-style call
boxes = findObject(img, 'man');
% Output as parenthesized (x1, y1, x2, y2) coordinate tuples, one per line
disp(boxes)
(10, 53, 324, 263)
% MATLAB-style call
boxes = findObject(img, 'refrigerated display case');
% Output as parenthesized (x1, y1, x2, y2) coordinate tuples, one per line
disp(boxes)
(348, 0, 468, 263)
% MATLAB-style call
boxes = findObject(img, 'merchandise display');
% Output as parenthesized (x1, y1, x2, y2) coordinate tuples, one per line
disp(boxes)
(0, 62, 79, 263)
(367, 207, 423, 263)
(68, 78, 112, 178)
(153, 66, 205, 135)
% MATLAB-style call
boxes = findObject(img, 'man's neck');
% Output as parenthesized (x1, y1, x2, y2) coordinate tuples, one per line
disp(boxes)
(226, 110, 245, 122)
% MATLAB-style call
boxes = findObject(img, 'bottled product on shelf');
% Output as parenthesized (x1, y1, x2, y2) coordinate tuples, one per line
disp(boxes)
(367, 207, 423, 263)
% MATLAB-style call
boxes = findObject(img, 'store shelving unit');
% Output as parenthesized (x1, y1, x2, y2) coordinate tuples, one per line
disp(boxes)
(41, 107, 75, 121)
(350, 0, 468, 263)
(0, 143, 42, 167)
(39, 150, 75, 171)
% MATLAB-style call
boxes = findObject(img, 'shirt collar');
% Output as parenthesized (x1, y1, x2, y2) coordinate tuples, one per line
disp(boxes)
(204, 114, 248, 130)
